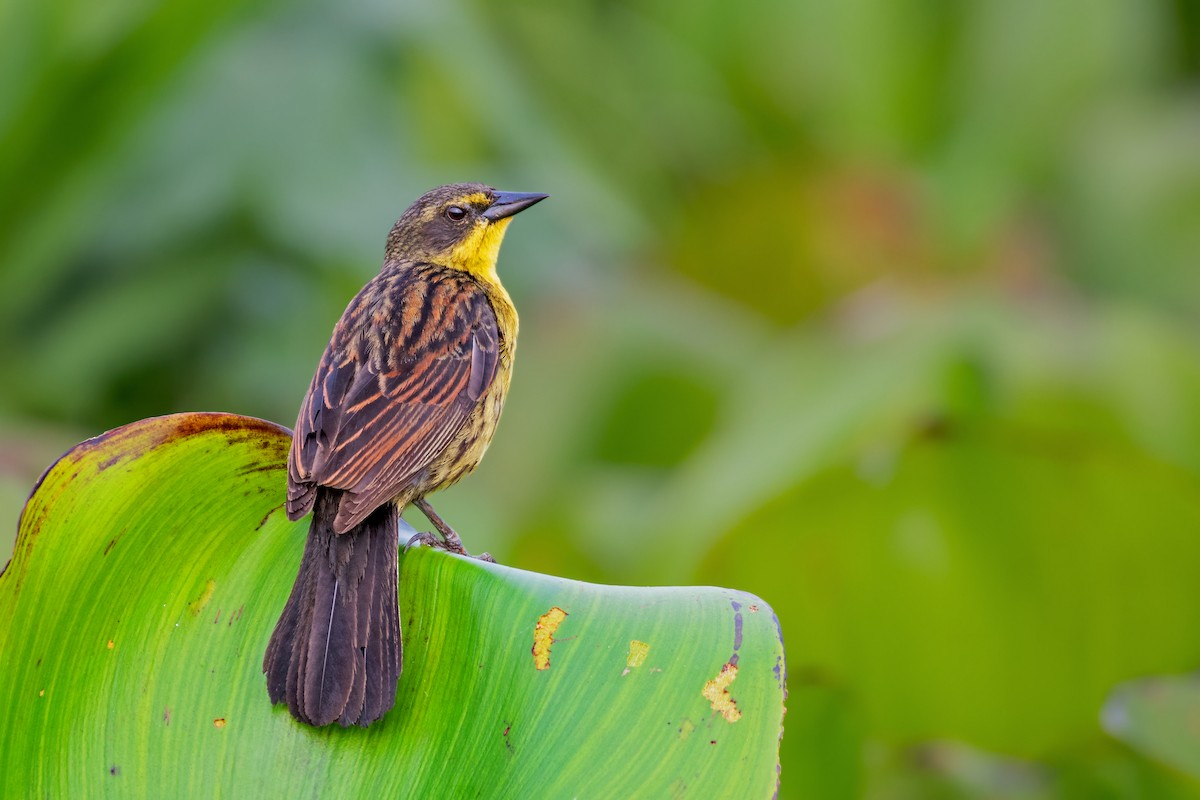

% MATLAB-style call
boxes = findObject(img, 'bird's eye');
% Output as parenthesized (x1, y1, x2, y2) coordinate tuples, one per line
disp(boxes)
(446, 206, 468, 222)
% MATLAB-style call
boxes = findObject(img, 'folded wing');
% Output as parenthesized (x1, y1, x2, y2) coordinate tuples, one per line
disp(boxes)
(286, 269, 500, 533)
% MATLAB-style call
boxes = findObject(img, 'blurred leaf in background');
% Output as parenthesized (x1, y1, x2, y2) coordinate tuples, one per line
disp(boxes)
(3, 0, 1200, 796)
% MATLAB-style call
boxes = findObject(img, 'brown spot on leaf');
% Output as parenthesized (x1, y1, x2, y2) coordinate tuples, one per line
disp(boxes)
(213, 718, 226, 729)
(677, 719, 695, 740)
(187, 580, 216, 616)
(171, 412, 292, 442)
(86, 413, 284, 472)
(702, 663, 742, 723)
(622, 640, 650, 676)
(237, 462, 286, 476)
(532, 606, 568, 671)
(254, 505, 284, 531)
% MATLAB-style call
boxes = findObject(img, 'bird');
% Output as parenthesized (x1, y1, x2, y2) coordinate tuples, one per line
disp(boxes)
(262, 183, 547, 727)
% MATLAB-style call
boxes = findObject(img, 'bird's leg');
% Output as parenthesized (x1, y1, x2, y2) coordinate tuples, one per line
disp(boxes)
(409, 498, 495, 562)
(414, 498, 463, 550)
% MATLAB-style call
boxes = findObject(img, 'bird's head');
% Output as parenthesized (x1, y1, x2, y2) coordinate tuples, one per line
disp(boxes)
(385, 183, 548, 282)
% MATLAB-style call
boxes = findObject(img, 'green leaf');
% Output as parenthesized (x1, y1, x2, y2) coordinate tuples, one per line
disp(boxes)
(1103, 673, 1200, 780)
(0, 413, 784, 796)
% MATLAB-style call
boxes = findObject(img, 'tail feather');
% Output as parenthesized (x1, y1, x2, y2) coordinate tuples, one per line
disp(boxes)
(263, 488, 401, 727)
(360, 522, 399, 724)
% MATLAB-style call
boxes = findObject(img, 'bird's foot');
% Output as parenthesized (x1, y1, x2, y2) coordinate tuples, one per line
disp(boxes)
(403, 531, 495, 562)
(409, 498, 497, 563)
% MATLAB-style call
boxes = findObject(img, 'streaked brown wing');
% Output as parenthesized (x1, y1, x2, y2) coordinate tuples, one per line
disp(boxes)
(286, 268, 500, 533)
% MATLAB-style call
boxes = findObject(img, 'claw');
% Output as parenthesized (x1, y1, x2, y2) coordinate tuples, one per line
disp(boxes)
(410, 497, 499, 562)
(404, 531, 441, 551)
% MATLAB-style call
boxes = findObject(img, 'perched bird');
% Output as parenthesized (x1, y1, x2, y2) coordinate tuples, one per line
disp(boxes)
(263, 183, 547, 727)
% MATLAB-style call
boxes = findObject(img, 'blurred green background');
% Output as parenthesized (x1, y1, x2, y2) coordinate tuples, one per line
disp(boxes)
(4, 0, 1200, 796)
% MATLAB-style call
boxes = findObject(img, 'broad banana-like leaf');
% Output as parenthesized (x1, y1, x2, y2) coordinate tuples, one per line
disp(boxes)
(0, 413, 785, 797)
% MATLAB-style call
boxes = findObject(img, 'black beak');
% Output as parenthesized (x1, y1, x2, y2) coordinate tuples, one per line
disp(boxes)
(482, 191, 549, 221)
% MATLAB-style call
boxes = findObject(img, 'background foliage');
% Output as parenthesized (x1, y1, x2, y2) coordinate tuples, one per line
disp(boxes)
(2, 0, 1200, 796)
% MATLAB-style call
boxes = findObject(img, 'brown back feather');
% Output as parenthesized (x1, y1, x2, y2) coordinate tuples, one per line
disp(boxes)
(286, 264, 500, 532)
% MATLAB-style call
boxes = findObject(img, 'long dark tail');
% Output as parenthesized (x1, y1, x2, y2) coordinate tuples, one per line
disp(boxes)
(263, 488, 401, 727)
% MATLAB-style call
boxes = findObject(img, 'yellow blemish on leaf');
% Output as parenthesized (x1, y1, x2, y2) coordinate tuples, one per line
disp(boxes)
(622, 640, 650, 676)
(106, 640, 114, 650)
(188, 579, 216, 616)
(678, 719, 695, 740)
(213, 718, 226, 729)
(532, 606, 568, 671)
(39, 689, 45, 697)
(701, 663, 742, 723)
